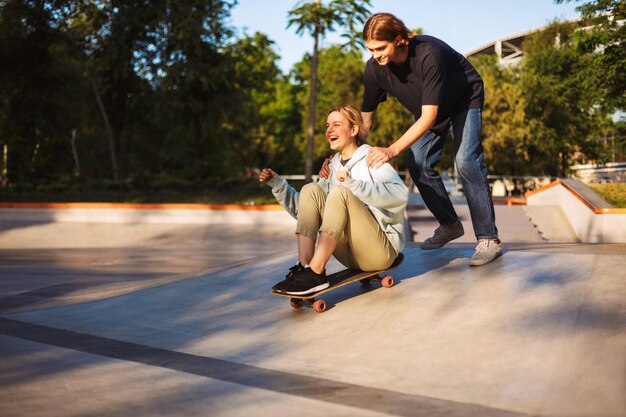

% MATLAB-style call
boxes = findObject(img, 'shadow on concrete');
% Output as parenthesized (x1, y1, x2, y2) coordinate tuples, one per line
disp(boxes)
(515, 302, 626, 332)
(0, 316, 526, 417)
(1, 216, 625, 417)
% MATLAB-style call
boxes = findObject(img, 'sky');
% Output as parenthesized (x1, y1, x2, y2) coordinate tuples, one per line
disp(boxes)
(228, 0, 582, 73)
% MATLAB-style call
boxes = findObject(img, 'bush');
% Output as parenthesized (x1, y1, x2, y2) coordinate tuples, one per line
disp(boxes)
(0, 174, 283, 204)
(589, 183, 626, 208)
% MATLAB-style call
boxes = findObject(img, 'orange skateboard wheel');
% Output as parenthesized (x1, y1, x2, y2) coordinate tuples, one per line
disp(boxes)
(290, 299, 303, 309)
(381, 275, 395, 288)
(313, 299, 327, 313)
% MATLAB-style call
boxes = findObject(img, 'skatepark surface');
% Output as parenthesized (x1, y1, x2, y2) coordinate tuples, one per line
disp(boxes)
(0, 200, 625, 417)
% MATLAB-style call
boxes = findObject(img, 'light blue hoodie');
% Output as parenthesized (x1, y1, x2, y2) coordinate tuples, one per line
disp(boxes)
(266, 144, 408, 253)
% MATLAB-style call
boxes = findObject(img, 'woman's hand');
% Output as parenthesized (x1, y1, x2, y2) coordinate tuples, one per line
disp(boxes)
(259, 167, 277, 184)
(319, 157, 332, 179)
(367, 147, 395, 169)
(335, 169, 349, 182)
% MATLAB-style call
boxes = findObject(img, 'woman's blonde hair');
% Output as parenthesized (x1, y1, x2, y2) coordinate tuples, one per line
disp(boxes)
(328, 104, 368, 145)
(362, 13, 414, 46)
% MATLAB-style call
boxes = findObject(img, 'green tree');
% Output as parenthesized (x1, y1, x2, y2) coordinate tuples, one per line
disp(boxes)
(60, 0, 239, 182)
(221, 32, 300, 175)
(0, 0, 90, 183)
(555, 0, 626, 110)
(521, 20, 605, 176)
(71, 0, 164, 180)
(150, 1, 238, 179)
(472, 20, 615, 177)
(256, 76, 304, 174)
(472, 55, 537, 175)
(287, 0, 371, 181)
(1, 0, 293, 187)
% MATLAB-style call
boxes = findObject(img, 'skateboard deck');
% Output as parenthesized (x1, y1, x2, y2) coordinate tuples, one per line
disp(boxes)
(271, 253, 404, 313)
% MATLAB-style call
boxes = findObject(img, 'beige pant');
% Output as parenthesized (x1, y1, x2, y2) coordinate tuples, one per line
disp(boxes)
(296, 183, 397, 271)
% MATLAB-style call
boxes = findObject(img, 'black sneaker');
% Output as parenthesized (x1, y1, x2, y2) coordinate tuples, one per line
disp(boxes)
(272, 263, 304, 292)
(280, 267, 329, 295)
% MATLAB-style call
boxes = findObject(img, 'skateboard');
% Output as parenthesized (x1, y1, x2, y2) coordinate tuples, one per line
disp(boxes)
(271, 253, 404, 313)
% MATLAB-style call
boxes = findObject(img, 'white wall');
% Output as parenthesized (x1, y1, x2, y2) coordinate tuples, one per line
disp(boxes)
(526, 183, 626, 243)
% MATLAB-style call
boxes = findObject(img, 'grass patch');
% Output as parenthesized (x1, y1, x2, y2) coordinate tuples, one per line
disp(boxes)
(0, 177, 307, 205)
(0, 189, 277, 205)
(588, 183, 626, 208)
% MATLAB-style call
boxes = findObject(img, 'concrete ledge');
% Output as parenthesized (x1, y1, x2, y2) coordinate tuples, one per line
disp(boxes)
(0, 202, 295, 225)
(526, 179, 626, 243)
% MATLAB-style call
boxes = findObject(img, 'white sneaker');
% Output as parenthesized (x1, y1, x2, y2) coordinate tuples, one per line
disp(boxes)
(469, 239, 502, 266)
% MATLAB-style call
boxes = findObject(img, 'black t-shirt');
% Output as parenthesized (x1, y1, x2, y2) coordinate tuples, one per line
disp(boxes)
(362, 35, 484, 134)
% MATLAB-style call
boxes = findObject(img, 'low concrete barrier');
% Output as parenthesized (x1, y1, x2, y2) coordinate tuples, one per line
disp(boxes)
(526, 180, 626, 243)
(0, 202, 295, 225)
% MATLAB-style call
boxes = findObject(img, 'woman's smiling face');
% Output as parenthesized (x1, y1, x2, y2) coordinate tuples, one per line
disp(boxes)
(326, 110, 357, 153)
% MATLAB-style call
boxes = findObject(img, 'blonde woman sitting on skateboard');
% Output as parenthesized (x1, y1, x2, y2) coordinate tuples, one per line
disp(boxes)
(259, 104, 408, 296)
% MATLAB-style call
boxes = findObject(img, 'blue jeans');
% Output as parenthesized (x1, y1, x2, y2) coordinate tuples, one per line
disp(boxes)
(407, 108, 498, 240)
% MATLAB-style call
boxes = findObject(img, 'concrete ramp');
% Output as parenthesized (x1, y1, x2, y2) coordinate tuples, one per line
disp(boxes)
(2, 243, 625, 417)
(526, 179, 626, 243)
(525, 205, 579, 242)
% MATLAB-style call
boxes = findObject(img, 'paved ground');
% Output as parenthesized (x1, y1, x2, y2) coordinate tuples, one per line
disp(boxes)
(0, 200, 625, 417)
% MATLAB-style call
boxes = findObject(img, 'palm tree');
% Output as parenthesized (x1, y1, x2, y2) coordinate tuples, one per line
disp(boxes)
(287, 0, 371, 182)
